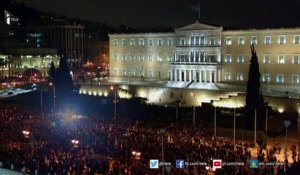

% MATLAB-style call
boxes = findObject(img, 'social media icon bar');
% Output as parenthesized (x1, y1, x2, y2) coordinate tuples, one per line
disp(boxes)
(150, 159, 159, 169)
(176, 159, 185, 169)
(249, 159, 259, 169)
(213, 159, 222, 169)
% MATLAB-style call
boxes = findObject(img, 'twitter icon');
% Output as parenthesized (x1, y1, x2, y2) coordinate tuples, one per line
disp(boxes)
(150, 159, 159, 169)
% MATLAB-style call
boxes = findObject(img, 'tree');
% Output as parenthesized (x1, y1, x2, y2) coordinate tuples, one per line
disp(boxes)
(55, 57, 73, 101)
(245, 45, 264, 130)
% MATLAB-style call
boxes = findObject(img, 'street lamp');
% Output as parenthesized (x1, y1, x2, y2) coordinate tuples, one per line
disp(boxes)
(49, 82, 56, 112)
(214, 105, 217, 137)
(233, 108, 236, 151)
(160, 129, 166, 175)
(284, 120, 291, 172)
(190, 92, 196, 127)
(110, 86, 117, 120)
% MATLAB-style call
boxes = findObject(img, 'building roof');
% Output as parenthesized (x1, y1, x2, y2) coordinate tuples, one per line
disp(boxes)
(176, 20, 222, 31)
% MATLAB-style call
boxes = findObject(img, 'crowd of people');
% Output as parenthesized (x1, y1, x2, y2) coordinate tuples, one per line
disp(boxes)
(0, 104, 298, 175)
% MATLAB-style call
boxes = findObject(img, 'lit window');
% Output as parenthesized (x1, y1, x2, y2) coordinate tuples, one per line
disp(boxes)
(237, 73, 243, 81)
(262, 74, 270, 82)
(167, 38, 173, 46)
(225, 72, 231, 80)
(292, 74, 299, 84)
(278, 55, 285, 64)
(157, 54, 163, 62)
(210, 37, 215, 45)
(264, 36, 271, 45)
(293, 55, 300, 64)
(251, 36, 257, 45)
(130, 39, 136, 46)
(139, 38, 144, 46)
(122, 39, 126, 46)
(278, 35, 285, 44)
(148, 38, 153, 46)
(148, 53, 153, 61)
(237, 55, 245, 63)
(294, 35, 300, 44)
(225, 37, 232, 45)
(276, 74, 284, 83)
(224, 54, 232, 63)
(238, 36, 245, 45)
(158, 38, 163, 46)
(113, 39, 118, 46)
(263, 55, 270, 64)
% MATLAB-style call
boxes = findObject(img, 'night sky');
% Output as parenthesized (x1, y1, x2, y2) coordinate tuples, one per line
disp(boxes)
(15, 0, 300, 29)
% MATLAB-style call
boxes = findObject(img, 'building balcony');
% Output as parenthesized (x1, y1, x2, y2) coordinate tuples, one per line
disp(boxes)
(176, 44, 221, 48)
(170, 61, 221, 65)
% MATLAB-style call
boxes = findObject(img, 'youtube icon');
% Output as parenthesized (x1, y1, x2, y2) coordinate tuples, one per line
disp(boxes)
(213, 159, 222, 169)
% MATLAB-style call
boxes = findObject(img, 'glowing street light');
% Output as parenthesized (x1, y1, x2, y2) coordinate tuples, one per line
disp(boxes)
(131, 151, 141, 160)
(22, 130, 30, 138)
(284, 120, 291, 172)
(71, 139, 79, 148)
(49, 82, 56, 112)
(110, 86, 117, 119)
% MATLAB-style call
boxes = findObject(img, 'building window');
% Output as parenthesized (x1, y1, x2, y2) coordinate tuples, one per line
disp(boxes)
(293, 55, 300, 64)
(130, 69, 136, 76)
(237, 73, 243, 81)
(148, 53, 153, 61)
(113, 39, 118, 46)
(195, 36, 199, 45)
(210, 37, 215, 45)
(263, 55, 270, 64)
(278, 35, 286, 44)
(200, 35, 205, 45)
(292, 74, 299, 84)
(113, 53, 118, 61)
(122, 69, 127, 76)
(139, 70, 144, 77)
(237, 55, 245, 63)
(139, 54, 144, 61)
(190, 36, 195, 45)
(158, 38, 163, 46)
(294, 35, 300, 44)
(278, 54, 285, 64)
(157, 54, 163, 62)
(130, 54, 136, 61)
(238, 37, 245, 45)
(251, 36, 257, 45)
(262, 74, 270, 82)
(114, 69, 118, 75)
(224, 54, 232, 63)
(168, 54, 174, 62)
(225, 72, 231, 80)
(148, 70, 153, 77)
(276, 74, 284, 83)
(122, 39, 126, 46)
(148, 38, 153, 46)
(139, 38, 144, 46)
(130, 39, 136, 46)
(225, 37, 232, 45)
(167, 38, 173, 46)
(122, 54, 127, 61)
(264, 36, 271, 45)
(180, 38, 186, 46)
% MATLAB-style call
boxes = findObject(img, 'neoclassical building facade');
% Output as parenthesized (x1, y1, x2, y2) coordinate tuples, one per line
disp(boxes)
(109, 21, 300, 94)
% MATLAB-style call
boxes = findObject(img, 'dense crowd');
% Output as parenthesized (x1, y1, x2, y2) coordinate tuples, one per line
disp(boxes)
(0, 104, 297, 175)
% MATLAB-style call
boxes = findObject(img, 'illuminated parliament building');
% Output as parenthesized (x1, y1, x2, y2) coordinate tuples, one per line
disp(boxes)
(109, 21, 300, 94)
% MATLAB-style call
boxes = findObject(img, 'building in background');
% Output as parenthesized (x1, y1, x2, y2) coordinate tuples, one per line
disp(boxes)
(109, 21, 300, 95)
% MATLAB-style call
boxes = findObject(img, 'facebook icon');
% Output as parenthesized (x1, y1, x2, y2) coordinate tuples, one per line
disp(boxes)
(176, 159, 185, 169)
